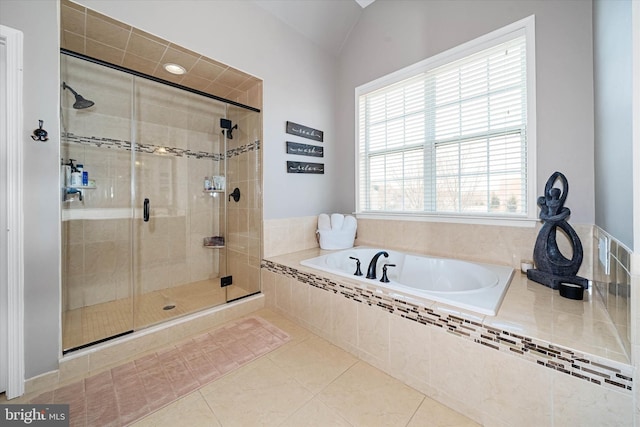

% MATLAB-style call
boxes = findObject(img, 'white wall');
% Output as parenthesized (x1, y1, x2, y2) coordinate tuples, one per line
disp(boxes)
(1, 0, 344, 379)
(593, 0, 633, 249)
(0, 0, 602, 382)
(335, 0, 596, 224)
(0, 0, 61, 378)
(77, 0, 342, 220)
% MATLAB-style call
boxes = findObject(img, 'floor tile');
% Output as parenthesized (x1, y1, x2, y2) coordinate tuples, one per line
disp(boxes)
(268, 335, 358, 393)
(28, 316, 290, 427)
(407, 397, 481, 427)
(280, 398, 353, 427)
(199, 357, 314, 427)
(131, 391, 221, 427)
(318, 361, 424, 426)
(27, 309, 480, 427)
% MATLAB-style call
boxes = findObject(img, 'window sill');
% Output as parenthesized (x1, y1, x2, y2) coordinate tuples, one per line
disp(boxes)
(354, 211, 538, 228)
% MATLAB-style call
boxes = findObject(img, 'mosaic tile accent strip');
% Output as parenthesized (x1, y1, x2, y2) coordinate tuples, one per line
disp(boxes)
(262, 259, 633, 394)
(30, 316, 289, 426)
(63, 132, 260, 160)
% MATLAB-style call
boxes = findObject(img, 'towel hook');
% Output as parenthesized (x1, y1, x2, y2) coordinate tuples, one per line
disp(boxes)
(31, 120, 49, 142)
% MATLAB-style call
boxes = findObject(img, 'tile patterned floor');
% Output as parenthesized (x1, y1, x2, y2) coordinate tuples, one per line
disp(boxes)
(33, 316, 289, 426)
(136, 309, 480, 427)
(26, 309, 480, 426)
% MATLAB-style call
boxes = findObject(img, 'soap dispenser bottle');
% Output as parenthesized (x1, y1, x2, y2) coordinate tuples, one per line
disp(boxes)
(68, 159, 82, 187)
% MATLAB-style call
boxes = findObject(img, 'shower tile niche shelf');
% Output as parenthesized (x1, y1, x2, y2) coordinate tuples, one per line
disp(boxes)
(203, 236, 225, 249)
(204, 189, 225, 195)
(67, 185, 97, 190)
(63, 184, 96, 202)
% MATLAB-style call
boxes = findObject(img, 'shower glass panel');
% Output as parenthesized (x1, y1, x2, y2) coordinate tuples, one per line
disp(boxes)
(61, 52, 262, 352)
(61, 54, 135, 352)
(224, 104, 263, 301)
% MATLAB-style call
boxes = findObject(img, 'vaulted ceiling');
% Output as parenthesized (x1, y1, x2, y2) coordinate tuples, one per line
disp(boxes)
(252, 0, 371, 56)
(59, 0, 375, 108)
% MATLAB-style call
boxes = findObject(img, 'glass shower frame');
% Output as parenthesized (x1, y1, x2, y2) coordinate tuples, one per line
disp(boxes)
(60, 51, 262, 353)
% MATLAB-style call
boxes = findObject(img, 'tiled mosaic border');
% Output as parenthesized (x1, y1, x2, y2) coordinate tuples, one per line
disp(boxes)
(63, 132, 260, 160)
(261, 259, 633, 394)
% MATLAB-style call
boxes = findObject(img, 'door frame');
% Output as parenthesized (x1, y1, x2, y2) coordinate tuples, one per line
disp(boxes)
(0, 24, 25, 399)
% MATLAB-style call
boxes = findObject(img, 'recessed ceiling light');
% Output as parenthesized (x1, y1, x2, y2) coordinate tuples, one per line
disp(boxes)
(163, 63, 186, 75)
(355, 0, 376, 8)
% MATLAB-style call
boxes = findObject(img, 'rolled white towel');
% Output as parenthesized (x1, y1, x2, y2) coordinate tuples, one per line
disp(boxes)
(317, 213, 331, 230)
(342, 215, 357, 232)
(330, 213, 345, 231)
(317, 213, 357, 250)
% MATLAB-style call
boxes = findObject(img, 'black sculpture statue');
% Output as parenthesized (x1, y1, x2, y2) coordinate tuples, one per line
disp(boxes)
(526, 172, 588, 293)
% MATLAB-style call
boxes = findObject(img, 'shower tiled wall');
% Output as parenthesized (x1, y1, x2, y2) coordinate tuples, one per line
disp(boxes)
(593, 227, 631, 357)
(61, 54, 262, 310)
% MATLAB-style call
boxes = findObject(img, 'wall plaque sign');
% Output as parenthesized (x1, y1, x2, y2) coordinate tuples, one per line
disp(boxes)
(286, 141, 324, 157)
(286, 121, 323, 142)
(287, 161, 324, 174)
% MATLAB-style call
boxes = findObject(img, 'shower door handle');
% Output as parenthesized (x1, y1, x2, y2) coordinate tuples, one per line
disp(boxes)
(143, 198, 150, 222)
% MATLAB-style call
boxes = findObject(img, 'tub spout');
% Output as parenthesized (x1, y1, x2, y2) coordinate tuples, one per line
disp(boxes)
(366, 251, 389, 279)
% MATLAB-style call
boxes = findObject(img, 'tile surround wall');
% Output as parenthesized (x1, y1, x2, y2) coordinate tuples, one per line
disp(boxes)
(355, 218, 593, 279)
(261, 216, 634, 425)
(260, 264, 633, 426)
(265, 215, 593, 279)
(264, 216, 319, 258)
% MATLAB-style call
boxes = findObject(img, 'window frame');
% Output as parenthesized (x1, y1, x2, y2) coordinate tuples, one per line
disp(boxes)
(354, 15, 537, 227)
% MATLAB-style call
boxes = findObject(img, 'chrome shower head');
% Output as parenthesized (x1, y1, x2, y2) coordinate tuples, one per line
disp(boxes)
(62, 82, 95, 109)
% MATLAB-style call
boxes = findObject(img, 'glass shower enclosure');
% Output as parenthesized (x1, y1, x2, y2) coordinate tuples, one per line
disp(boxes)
(60, 52, 262, 353)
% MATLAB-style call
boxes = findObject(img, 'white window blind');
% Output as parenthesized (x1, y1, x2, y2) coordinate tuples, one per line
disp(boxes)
(357, 28, 531, 219)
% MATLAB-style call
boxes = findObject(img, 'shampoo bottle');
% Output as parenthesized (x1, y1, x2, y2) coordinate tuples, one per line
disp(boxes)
(61, 159, 71, 187)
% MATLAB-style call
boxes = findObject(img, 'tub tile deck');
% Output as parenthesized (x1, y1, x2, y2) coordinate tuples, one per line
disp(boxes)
(263, 248, 632, 394)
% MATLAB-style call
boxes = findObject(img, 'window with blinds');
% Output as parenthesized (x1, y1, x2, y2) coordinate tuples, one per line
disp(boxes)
(357, 19, 534, 220)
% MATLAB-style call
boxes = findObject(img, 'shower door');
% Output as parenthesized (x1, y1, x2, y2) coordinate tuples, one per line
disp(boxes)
(61, 51, 263, 351)
(131, 78, 230, 330)
(223, 104, 262, 301)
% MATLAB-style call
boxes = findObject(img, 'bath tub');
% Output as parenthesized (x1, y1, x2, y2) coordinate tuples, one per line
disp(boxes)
(300, 247, 514, 315)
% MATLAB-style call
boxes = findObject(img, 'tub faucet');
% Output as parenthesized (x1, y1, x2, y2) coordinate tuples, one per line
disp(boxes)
(381, 263, 396, 283)
(366, 251, 389, 279)
(349, 256, 363, 276)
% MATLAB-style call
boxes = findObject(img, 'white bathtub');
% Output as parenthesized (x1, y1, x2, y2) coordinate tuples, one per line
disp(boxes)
(300, 247, 514, 316)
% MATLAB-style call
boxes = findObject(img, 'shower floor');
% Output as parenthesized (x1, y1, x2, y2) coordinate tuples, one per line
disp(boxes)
(62, 279, 250, 352)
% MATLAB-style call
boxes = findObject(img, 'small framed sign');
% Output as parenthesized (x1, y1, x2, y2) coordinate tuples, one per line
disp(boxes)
(286, 121, 323, 142)
(287, 161, 324, 174)
(286, 141, 324, 158)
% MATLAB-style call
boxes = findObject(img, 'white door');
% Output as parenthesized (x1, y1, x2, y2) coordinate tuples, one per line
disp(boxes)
(0, 34, 8, 395)
(0, 23, 25, 399)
